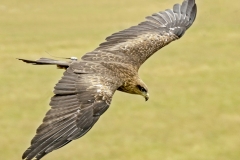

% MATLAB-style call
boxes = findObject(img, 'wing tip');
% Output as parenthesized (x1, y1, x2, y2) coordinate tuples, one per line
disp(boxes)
(170, 0, 197, 37)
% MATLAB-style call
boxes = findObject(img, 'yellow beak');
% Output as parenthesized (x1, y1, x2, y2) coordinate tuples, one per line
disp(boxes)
(145, 93, 149, 101)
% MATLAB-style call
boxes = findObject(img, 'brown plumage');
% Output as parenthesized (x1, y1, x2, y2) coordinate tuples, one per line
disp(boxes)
(19, 0, 197, 159)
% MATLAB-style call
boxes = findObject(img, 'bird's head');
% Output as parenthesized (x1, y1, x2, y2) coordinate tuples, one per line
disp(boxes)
(134, 79, 149, 101)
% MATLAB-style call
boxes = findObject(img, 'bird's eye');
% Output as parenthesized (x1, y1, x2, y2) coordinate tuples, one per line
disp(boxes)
(137, 85, 147, 93)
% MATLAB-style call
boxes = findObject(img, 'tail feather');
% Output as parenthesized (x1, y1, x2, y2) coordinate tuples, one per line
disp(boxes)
(18, 58, 71, 69)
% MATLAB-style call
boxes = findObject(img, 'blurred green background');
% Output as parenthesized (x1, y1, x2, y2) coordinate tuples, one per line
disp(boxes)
(1, 0, 240, 159)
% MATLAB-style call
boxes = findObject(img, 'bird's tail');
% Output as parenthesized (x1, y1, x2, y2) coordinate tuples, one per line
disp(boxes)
(18, 58, 73, 69)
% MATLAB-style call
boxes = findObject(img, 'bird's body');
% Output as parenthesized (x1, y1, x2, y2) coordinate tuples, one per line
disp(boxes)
(19, 0, 197, 159)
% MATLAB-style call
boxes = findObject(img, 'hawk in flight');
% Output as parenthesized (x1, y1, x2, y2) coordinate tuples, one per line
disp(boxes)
(19, 0, 197, 159)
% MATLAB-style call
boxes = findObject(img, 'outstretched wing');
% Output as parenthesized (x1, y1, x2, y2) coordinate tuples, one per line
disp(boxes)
(22, 62, 121, 160)
(82, 0, 197, 70)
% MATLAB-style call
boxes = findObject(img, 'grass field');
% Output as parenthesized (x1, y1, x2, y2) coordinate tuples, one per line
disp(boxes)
(1, 0, 240, 159)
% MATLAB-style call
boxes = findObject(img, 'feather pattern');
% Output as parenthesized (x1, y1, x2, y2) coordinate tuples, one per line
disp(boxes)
(22, 62, 121, 160)
(20, 0, 197, 159)
(81, 0, 197, 70)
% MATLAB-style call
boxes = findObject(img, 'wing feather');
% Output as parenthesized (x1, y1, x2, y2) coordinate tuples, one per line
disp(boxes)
(22, 62, 121, 160)
(82, 0, 197, 70)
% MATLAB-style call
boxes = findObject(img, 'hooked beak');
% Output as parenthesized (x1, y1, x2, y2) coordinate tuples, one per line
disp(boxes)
(145, 93, 149, 101)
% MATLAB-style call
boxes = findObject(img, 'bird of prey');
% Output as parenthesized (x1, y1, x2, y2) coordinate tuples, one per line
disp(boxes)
(19, 0, 197, 159)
